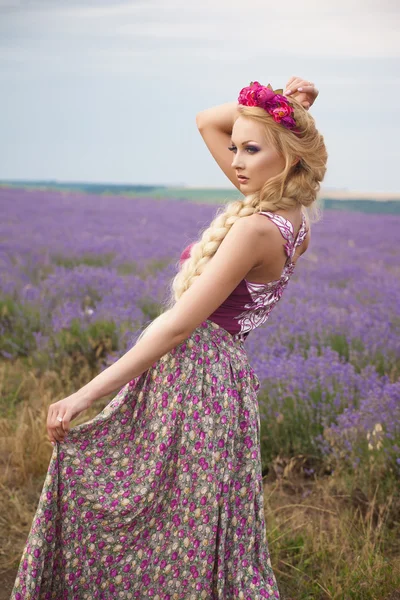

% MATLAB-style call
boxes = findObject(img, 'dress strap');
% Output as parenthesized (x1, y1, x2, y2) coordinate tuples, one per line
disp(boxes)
(257, 211, 306, 262)
(293, 213, 307, 252)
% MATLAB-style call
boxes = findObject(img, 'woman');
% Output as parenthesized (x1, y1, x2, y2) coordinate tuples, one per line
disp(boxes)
(11, 75, 326, 599)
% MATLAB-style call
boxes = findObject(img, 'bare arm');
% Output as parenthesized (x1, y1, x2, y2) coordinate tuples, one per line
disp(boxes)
(196, 102, 242, 190)
(196, 101, 240, 135)
(195, 77, 319, 190)
(76, 318, 186, 405)
(47, 186, 273, 444)
(55, 216, 267, 417)
(196, 77, 318, 135)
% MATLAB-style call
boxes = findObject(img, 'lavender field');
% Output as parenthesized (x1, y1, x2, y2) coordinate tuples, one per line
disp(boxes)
(1, 186, 399, 473)
(1, 186, 400, 597)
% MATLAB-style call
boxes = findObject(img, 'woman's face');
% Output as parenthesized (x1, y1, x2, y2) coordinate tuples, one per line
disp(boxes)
(229, 116, 286, 195)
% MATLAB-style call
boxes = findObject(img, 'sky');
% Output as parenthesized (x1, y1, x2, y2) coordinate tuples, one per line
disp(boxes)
(0, 0, 399, 193)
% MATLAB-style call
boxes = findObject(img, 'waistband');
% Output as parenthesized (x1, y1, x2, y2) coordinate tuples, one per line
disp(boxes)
(201, 319, 249, 345)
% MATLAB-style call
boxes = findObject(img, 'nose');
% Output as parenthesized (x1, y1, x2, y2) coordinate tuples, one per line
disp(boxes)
(231, 153, 244, 169)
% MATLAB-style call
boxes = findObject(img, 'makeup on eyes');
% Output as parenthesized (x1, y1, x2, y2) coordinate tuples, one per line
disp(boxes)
(228, 144, 259, 153)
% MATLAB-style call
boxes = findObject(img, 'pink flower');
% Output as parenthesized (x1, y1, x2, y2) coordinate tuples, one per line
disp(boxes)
(255, 86, 277, 106)
(270, 102, 292, 122)
(238, 81, 299, 134)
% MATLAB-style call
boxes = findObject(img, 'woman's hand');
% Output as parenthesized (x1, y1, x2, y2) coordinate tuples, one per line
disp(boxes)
(47, 391, 92, 445)
(283, 76, 319, 110)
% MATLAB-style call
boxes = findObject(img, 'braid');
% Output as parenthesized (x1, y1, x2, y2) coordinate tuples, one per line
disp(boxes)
(172, 198, 255, 297)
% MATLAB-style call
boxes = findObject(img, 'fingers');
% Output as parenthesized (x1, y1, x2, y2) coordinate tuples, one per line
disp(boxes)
(282, 76, 319, 111)
(284, 77, 315, 96)
(47, 405, 69, 445)
(46, 406, 56, 444)
(295, 85, 319, 102)
(284, 76, 307, 95)
(284, 75, 301, 90)
(285, 83, 314, 96)
(293, 84, 316, 94)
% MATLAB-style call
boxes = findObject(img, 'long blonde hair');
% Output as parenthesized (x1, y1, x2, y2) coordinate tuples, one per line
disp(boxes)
(135, 96, 328, 343)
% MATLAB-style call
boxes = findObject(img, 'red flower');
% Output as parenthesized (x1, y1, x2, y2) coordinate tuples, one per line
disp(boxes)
(238, 81, 298, 133)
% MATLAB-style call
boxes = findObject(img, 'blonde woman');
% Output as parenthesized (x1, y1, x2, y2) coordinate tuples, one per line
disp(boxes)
(11, 76, 326, 599)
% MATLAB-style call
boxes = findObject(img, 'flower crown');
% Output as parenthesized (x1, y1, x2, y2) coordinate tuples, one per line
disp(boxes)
(238, 81, 301, 136)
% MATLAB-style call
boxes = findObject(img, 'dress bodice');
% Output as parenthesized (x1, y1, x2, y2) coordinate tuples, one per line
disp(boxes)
(179, 210, 308, 341)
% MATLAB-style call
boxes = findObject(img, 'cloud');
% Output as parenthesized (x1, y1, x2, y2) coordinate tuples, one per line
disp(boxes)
(1, 0, 399, 61)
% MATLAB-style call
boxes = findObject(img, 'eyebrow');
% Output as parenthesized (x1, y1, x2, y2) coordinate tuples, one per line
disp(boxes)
(230, 139, 259, 146)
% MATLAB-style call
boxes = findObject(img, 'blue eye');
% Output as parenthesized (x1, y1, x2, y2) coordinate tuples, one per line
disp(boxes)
(228, 145, 258, 153)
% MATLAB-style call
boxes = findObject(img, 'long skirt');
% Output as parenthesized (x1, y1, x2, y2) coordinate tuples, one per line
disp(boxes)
(10, 319, 280, 599)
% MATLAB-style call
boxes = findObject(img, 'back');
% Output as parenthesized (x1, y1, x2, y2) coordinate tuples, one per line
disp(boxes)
(180, 210, 309, 341)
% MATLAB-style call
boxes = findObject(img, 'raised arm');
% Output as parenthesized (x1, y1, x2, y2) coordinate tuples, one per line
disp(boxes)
(195, 77, 319, 190)
(195, 102, 242, 191)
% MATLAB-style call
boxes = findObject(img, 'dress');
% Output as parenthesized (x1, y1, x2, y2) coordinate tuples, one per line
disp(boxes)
(10, 210, 307, 600)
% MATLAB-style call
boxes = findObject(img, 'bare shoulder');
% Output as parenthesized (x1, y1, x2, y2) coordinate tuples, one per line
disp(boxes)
(246, 210, 311, 263)
(229, 212, 266, 235)
(246, 211, 281, 236)
(245, 212, 293, 256)
(212, 214, 265, 264)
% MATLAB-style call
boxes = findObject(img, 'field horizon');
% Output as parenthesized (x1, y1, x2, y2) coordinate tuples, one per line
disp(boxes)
(1, 179, 400, 201)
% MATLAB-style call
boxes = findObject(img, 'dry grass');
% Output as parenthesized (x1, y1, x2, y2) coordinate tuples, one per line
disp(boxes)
(263, 456, 400, 599)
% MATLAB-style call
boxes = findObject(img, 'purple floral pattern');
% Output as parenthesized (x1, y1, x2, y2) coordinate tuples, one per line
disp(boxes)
(235, 211, 307, 335)
(11, 320, 280, 599)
